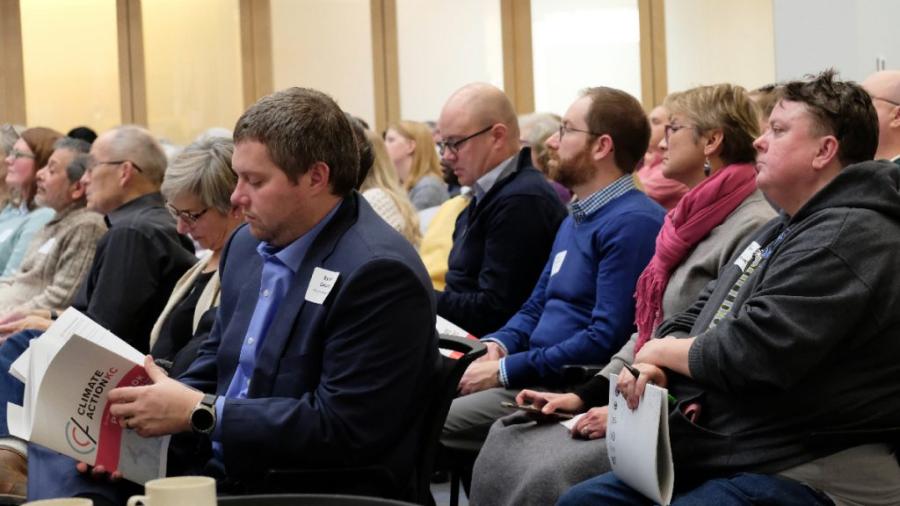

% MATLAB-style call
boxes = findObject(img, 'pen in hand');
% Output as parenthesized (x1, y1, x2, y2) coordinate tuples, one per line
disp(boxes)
(623, 362, 640, 379)
(622, 362, 677, 405)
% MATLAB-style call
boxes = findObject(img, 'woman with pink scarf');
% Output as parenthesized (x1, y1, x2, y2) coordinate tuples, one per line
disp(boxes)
(469, 84, 777, 506)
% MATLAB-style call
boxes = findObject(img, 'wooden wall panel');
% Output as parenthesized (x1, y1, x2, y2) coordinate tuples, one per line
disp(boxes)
(500, 0, 534, 114)
(117, 0, 147, 124)
(371, 0, 400, 132)
(240, 0, 273, 108)
(639, 0, 667, 108)
(0, 0, 26, 124)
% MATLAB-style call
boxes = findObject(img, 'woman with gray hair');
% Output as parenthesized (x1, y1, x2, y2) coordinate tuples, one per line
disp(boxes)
(518, 112, 572, 203)
(149, 136, 243, 376)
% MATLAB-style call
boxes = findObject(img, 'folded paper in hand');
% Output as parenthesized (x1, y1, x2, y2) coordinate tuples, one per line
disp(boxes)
(606, 374, 674, 505)
(7, 308, 169, 484)
(436, 315, 477, 359)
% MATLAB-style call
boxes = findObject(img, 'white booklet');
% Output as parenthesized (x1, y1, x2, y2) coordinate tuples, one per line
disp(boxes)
(606, 374, 674, 505)
(7, 308, 169, 484)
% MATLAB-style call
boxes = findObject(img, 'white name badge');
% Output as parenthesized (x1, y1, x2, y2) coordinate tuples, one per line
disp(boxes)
(37, 237, 57, 255)
(305, 267, 340, 304)
(733, 241, 761, 271)
(0, 229, 13, 243)
(551, 250, 567, 276)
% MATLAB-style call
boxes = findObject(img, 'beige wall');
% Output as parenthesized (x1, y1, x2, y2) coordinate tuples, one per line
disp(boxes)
(396, 0, 503, 122)
(531, 0, 642, 115)
(20, 0, 121, 133)
(142, 0, 244, 145)
(270, 0, 376, 128)
(665, 0, 775, 94)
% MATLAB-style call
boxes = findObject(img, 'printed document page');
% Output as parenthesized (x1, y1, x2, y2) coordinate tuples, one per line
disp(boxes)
(606, 374, 674, 505)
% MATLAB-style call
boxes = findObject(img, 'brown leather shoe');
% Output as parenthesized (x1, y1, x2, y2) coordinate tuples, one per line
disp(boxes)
(0, 447, 26, 498)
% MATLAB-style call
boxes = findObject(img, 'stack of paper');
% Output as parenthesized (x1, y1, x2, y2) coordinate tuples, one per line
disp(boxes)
(7, 308, 169, 484)
(606, 373, 674, 505)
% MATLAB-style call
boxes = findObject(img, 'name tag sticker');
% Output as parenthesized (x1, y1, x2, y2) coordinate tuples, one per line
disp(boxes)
(551, 250, 567, 276)
(734, 241, 761, 271)
(37, 237, 57, 255)
(305, 267, 340, 304)
(0, 229, 13, 242)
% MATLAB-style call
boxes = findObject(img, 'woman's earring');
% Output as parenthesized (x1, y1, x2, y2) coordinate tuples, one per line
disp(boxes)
(703, 157, 712, 177)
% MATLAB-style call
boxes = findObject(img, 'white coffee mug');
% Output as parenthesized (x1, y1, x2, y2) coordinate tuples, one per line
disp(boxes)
(126, 476, 216, 506)
(23, 499, 93, 506)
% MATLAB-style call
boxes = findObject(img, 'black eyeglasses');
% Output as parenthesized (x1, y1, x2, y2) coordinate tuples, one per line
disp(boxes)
(558, 123, 603, 141)
(89, 159, 144, 173)
(437, 125, 493, 156)
(167, 203, 209, 224)
(664, 124, 696, 142)
(8, 149, 35, 160)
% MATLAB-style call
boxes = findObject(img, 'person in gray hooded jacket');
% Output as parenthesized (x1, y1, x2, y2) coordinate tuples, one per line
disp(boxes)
(560, 71, 900, 505)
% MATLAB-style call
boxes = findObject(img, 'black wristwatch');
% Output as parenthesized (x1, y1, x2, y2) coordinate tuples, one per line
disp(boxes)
(190, 394, 218, 435)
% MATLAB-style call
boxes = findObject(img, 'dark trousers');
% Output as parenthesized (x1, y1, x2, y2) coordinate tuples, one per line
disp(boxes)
(557, 472, 835, 506)
(0, 329, 41, 437)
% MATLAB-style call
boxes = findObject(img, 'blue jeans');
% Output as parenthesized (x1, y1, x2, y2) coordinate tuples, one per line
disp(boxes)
(0, 329, 42, 437)
(557, 472, 834, 506)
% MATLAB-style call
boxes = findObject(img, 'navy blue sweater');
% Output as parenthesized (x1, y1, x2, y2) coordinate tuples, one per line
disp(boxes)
(437, 150, 567, 337)
(490, 188, 663, 387)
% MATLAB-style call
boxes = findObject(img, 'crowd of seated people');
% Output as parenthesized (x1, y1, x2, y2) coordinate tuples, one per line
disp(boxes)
(0, 67, 897, 506)
(470, 82, 776, 506)
(441, 86, 665, 468)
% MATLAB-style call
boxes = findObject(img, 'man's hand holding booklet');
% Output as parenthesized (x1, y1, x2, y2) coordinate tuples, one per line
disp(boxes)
(7, 308, 169, 484)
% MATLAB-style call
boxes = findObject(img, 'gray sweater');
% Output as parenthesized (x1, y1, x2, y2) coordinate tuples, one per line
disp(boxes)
(0, 205, 106, 312)
(656, 161, 900, 483)
(408, 174, 448, 210)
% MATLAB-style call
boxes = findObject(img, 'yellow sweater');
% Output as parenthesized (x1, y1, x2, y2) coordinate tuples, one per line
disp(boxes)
(419, 195, 470, 290)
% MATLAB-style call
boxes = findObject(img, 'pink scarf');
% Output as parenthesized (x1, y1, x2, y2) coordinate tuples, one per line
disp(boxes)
(633, 163, 759, 353)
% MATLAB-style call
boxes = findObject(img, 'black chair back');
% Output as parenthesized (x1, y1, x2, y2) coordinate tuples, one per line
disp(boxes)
(411, 335, 485, 504)
(218, 493, 417, 505)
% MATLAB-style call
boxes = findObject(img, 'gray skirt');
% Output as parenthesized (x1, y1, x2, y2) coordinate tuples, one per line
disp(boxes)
(470, 414, 611, 506)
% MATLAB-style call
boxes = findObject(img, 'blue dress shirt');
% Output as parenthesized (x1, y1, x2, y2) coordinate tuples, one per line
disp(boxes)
(211, 202, 341, 458)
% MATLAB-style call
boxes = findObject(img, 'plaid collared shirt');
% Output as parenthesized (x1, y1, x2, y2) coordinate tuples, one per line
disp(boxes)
(569, 174, 636, 224)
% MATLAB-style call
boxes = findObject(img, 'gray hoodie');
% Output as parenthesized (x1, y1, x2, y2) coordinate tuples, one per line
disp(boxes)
(655, 160, 900, 485)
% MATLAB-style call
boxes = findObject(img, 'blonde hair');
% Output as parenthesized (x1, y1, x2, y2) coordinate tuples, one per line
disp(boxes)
(362, 130, 422, 247)
(161, 137, 236, 214)
(664, 84, 759, 165)
(386, 120, 442, 192)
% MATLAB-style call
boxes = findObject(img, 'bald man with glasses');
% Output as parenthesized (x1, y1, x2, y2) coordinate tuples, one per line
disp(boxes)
(434, 83, 566, 339)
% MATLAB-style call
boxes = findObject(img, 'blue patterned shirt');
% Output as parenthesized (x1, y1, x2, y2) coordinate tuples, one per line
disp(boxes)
(569, 175, 636, 224)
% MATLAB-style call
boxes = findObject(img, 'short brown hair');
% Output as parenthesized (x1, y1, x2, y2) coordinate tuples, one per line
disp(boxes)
(233, 87, 359, 196)
(581, 87, 649, 173)
(780, 69, 878, 166)
(665, 84, 759, 165)
(21, 127, 63, 173)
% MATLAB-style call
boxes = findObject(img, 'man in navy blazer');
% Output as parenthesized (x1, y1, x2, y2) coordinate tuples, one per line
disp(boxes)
(30, 88, 438, 504)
